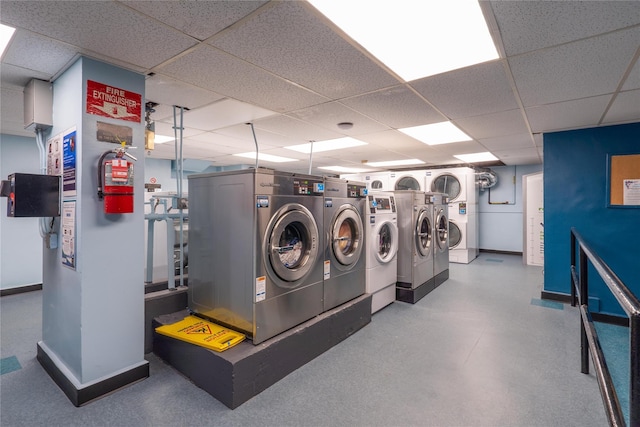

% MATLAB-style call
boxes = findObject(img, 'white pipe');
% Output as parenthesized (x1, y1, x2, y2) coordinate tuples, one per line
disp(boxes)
(249, 123, 259, 169)
(35, 129, 49, 238)
(308, 141, 314, 175)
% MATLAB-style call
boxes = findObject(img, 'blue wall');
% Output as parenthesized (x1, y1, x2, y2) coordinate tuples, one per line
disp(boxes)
(544, 122, 640, 316)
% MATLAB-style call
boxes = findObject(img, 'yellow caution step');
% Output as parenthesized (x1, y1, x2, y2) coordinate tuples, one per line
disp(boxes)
(155, 315, 245, 352)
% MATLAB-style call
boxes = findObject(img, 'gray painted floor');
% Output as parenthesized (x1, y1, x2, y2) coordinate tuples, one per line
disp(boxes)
(1, 254, 614, 426)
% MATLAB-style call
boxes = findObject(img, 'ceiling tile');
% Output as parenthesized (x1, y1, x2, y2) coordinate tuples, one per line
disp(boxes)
(430, 140, 489, 156)
(355, 130, 435, 150)
(489, 1, 640, 56)
(492, 147, 541, 165)
(209, 1, 399, 99)
(1, 1, 198, 69)
(289, 102, 390, 136)
(340, 85, 445, 129)
(603, 89, 640, 124)
(157, 45, 329, 112)
(454, 109, 529, 140)
(145, 74, 225, 115)
(152, 121, 204, 139)
(478, 133, 535, 151)
(622, 57, 640, 91)
(122, 0, 268, 41)
(2, 30, 77, 77)
(214, 123, 307, 148)
(509, 27, 640, 107)
(526, 94, 612, 133)
(178, 99, 276, 131)
(411, 60, 518, 119)
(0, 63, 50, 88)
(252, 114, 341, 142)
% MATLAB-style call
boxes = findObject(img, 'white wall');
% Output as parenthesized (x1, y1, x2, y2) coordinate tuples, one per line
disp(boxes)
(0, 134, 43, 290)
(478, 164, 542, 252)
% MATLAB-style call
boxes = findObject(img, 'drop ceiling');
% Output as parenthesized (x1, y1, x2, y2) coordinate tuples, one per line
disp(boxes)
(1, 1, 639, 175)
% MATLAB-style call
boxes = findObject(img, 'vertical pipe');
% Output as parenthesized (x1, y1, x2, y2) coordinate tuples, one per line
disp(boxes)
(580, 246, 589, 374)
(630, 313, 640, 426)
(308, 141, 314, 175)
(571, 231, 576, 306)
(145, 219, 155, 283)
(177, 107, 185, 288)
(249, 123, 259, 169)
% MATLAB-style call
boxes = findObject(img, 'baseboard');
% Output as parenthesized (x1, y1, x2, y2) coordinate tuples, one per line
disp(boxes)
(1, 283, 43, 297)
(479, 249, 523, 256)
(541, 291, 572, 304)
(541, 291, 628, 327)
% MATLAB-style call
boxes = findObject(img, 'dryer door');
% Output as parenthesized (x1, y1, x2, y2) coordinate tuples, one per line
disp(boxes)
(415, 208, 432, 257)
(432, 173, 461, 201)
(373, 220, 398, 264)
(265, 203, 320, 288)
(449, 220, 462, 249)
(395, 176, 421, 191)
(435, 209, 449, 250)
(331, 204, 364, 266)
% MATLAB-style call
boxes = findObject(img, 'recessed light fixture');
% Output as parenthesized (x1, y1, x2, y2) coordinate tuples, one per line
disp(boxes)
(154, 135, 174, 144)
(0, 24, 16, 58)
(233, 152, 298, 163)
(454, 152, 498, 163)
(399, 122, 472, 145)
(308, 0, 498, 81)
(285, 137, 367, 154)
(366, 159, 425, 167)
(318, 166, 373, 173)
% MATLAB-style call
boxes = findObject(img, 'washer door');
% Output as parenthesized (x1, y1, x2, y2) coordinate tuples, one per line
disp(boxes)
(373, 220, 398, 264)
(415, 208, 432, 257)
(266, 203, 319, 288)
(435, 209, 449, 250)
(331, 205, 364, 266)
(448, 220, 461, 249)
(431, 173, 461, 201)
(395, 176, 421, 191)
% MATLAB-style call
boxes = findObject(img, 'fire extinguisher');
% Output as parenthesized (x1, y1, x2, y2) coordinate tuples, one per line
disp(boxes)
(97, 143, 137, 214)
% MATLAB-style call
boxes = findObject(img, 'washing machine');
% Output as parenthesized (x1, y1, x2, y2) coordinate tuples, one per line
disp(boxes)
(390, 170, 427, 191)
(187, 168, 325, 344)
(431, 192, 450, 287)
(323, 177, 367, 312)
(365, 191, 398, 314)
(394, 190, 435, 304)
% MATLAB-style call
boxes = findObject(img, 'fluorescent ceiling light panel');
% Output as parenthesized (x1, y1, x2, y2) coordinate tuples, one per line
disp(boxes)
(454, 152, 498, 163)
(318, 166, 373, 173)
(0, 24, 16, 58)
(399, 122, 472, 145)
(367, 159, 425, 167)
(285, 137, 367, 154)
(154, 135, 174, 144)
(233, 152, 298, 163)
(308, 0, 498, 81)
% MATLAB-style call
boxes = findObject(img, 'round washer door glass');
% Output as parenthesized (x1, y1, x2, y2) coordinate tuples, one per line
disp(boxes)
(267, 204, 319, 287)
(375, 222, 397, 263)
(431, 174, 461, 200)
(448, 221, 461, 249)
(371, 180, 383, 189)
(395, 176, 420, 191)
(415, 209, 432, 257)
(332, 206, 364, 266)
(435, 209, 448, 250)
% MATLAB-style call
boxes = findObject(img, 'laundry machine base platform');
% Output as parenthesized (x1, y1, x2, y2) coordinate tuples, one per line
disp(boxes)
(395, 278, 435, 304)
(434, 269, 449, 288)
(370, 284, 396, 314)
(153, 294, 371, 409)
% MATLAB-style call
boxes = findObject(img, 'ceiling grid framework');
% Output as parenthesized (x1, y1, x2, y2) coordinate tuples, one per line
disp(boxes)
(0, 0, 638, 174)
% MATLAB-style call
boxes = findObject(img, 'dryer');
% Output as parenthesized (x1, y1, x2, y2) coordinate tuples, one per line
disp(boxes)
(187, 168, 325, 344)
(365, 191, 398, 314)
(394, 190, 435, 304)
(390, 170, 427, 191)
(448, 213, 478, 264)
(323, 177, 367, 312)
(428, 167, 476, 206)
(431, 192, 450, 287)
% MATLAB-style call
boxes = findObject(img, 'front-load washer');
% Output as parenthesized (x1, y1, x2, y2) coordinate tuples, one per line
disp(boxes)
(365, 191, 398, 314)
(323, 177, 367, 312)
(187, 168, 325, 344)
(431, 192, 450, 287)
(394, 190, 435, 304)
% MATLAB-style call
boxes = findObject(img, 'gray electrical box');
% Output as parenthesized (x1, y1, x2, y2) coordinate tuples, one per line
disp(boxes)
(24, 79, 53, 131)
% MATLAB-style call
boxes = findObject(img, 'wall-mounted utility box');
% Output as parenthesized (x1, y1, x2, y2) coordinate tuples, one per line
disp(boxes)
(5, 173, 60, 217)
(24, 79, 53, 131)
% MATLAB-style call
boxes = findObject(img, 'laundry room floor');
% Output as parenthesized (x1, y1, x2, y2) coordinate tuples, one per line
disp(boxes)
(1, 253, 626, 426)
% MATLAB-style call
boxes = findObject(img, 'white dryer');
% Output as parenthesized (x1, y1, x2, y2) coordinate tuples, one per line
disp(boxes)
(448, 213, 478, 264)
(428, 167, 477, 206)
(390, 170, 427, 192)
(341, 171, 392, 192)
(394, 190, 435, 304)
(365, 191, 398, 314)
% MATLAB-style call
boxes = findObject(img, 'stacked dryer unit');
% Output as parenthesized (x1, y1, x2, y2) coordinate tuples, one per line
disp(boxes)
(394, 190, 435, 304)
(364, 191, 398, 313)
(389, 170, 428, 191)
(322, 177, 367, 312)
(430, 192, 450, 287)
(187, 168, 325, 344)
(427, 167, 479, 264)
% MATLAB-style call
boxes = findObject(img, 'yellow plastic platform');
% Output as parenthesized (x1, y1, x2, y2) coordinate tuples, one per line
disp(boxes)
(155, 315, 245, 352)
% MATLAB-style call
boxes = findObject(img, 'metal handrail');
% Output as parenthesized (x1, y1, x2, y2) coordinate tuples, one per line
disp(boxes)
(570, 227, 640, 426)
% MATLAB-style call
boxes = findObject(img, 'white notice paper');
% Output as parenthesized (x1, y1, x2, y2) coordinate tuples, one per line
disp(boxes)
(623, 179, 640, 206)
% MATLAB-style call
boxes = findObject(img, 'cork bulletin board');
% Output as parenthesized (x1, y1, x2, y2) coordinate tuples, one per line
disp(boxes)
(609, 154, 640, 207)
